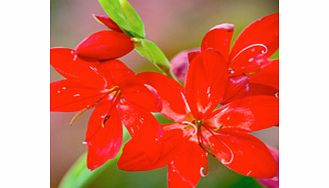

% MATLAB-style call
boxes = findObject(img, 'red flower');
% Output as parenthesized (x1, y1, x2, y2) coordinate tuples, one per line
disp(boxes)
(170, 13, 279, 102)
(118, 49, 278, 187)
(50, 48, 162, 170)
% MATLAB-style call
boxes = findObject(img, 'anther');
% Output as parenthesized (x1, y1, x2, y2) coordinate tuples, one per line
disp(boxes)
(101, 114, 111, 128)
(102, 86, 119, 94)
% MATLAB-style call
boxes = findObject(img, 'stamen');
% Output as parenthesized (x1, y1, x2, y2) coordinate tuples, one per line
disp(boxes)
(182, 121, 197, 134)
(69, 108, 88, 126)
(99, 90, 122, 128)
(182, 121, 195, 126)
(244, 71, 257, 76)
(69, 86, 120, 128)
(213, 125, 223, 131)
(102, 86, 119, 94)
(101, 115, 111, 128)
(197, 126, 216, 157)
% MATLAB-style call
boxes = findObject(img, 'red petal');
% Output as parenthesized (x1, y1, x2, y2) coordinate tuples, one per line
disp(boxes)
(209, 96, 279, 132)
(50, 80, 102, 112)
(201, 23, 234, 61)
(118, 124, 184, 171)
(116, 99, 164, 170)
(206, 129, 277, 178)
(120, 78, 162, 112)
(247, 83, 278, 97)
(229, 48, 273, 77)
(229, 14, 278, 76)
(86, 99, 122, 170)
(250, 60, 279, 90)
(93, 15, 122, 32)
(222, 75, 250, 104)
(75, 30, 134, 60)
(230, 13, 279, 60)
(117, 99, 163, 138)
(137, 72, 188, 122)
(50, 48, 106, 89)
(185, 49, 228, 119)
(168, 141, 208, 188)
(97, 60, 135, 85)
(188, 50, 201, 63)
(257, 146, 279, 188)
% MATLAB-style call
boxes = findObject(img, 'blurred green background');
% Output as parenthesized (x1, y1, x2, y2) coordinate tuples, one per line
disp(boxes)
(50, 0, 278, 187)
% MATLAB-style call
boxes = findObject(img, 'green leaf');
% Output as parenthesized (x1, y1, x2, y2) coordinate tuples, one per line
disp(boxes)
(271, 50, 279, 59)
(58, 153, 114, 188)
(59, 129, 129, 188)
(98, 0, 145, 38)
(135, 39, 177, 80)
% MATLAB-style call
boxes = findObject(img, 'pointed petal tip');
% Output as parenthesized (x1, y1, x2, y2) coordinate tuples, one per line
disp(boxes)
(210, 23, 234, 32)
(92, 14, 122, 32)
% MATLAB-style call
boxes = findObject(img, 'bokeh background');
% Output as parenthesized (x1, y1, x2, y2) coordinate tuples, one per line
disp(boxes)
(51, 0, 278, 187)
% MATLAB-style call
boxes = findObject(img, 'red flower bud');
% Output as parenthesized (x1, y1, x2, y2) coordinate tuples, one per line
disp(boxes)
(93, 15, 122, 32)
(76, 30, 134, 60)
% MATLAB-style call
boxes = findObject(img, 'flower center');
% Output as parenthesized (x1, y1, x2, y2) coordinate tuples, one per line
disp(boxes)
(180, 115, 220, 157)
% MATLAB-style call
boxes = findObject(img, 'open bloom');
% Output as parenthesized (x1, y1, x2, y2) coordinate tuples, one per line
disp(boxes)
(170, 13, 279, 102)
(118, 49, 278, 187)
(50, 48, 162, 170)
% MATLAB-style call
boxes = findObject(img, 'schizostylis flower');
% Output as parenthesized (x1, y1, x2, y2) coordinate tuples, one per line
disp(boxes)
(51, 48, 162, 170)
(170, 13, 279, 102)
(118, 49, 278, 187)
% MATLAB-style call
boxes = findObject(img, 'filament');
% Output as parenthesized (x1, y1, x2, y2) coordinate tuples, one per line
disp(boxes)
(69, 108, 88, 126)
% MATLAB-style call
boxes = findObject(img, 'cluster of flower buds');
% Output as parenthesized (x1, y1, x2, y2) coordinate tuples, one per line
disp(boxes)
(51, 4, 279, 187)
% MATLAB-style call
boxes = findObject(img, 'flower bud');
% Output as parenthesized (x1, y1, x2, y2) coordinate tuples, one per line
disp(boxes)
(76, 30, 134, 61)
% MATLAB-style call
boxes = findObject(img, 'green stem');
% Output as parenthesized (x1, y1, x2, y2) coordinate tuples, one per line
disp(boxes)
(133, 38, 178, 81)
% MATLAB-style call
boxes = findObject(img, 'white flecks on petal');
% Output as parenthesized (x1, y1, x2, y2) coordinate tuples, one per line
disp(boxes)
(228, 67, 235, 74)
(73, 54, 78, 61)
(206, 87, 211, 99)
(89, 66, 97, 72)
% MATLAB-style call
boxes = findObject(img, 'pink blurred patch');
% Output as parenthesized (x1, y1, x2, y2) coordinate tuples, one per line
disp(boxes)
(170, 48, 200, 82)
